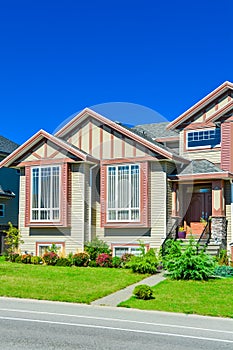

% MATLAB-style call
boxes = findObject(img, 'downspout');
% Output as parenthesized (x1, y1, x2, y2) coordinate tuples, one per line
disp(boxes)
(89, 164, 99, 242)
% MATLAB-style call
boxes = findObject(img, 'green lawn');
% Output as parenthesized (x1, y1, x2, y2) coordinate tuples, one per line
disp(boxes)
(0, 259, 148, 304)
(118, 278, 233, 318)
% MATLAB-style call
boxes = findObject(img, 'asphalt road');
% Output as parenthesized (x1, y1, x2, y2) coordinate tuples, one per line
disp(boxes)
(0, 297, 233, 350)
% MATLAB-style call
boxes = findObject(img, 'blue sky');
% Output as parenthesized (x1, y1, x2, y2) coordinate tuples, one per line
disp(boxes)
(1, 0, 233, 145)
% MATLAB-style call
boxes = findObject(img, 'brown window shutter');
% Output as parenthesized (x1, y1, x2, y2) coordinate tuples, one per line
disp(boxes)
(25, 166, 31, 226)
(140, 161, 149, 227)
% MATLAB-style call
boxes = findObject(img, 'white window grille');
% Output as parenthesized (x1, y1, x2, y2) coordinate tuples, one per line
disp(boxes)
(31, 166, 60, 221)
(107, 164, 140, 222)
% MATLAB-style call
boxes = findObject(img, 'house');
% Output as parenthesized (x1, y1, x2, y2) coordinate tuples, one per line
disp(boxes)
(0, 81, 233, 257)
(0, 136, 19, 254)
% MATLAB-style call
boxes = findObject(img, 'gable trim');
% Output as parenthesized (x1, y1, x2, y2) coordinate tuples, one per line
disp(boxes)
(167, 81, 233, 130)
(0, 129, 99, 168)
(55, 107, 188, 163)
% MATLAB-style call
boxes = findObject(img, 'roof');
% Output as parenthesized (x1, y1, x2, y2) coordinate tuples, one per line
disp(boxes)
(0, 185, 15, 198)
(133, 122, 178, 139)
(0, 129, 99, 168)
(0, 135, 19, 155)
(55, 107, 188, 163)
(178, 160, 223, 176)
(167, 81, 233, 130)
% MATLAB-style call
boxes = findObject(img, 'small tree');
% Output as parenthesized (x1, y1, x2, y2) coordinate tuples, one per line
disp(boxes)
(4, 222, 24, 254)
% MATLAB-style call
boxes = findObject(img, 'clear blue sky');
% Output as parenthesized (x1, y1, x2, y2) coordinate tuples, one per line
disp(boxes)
(1, 0, 232, 145)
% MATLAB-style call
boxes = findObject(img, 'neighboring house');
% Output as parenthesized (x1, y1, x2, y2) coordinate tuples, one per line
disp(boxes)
(0, 136, 19, 254)
(1, 81, 233, 257)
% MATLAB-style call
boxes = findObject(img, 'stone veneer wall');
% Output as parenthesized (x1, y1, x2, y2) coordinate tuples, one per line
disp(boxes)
(211, 217, 227, 249)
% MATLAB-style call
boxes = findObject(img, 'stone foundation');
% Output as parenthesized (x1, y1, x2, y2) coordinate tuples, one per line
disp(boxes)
(211, 217, 227, 248)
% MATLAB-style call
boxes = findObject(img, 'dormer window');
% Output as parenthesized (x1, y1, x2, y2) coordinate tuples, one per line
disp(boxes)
(187, 128, 221, 149)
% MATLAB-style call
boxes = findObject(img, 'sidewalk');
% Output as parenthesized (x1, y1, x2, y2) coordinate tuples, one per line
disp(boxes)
(91, 272, 166, 307)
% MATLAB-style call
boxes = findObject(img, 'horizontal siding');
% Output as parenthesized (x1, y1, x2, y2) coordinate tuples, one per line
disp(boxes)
(225, 181, 232, 249)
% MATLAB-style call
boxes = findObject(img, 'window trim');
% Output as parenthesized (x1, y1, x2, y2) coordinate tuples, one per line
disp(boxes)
(30, 165, 61, 223)
(25, 163, 69, 227)
(113, 244, 149, 257)
(106, 164, 140, 223)
(186, 128, 221, 150)
(0, 203, 5, 218)
(36, 242, 65, 256)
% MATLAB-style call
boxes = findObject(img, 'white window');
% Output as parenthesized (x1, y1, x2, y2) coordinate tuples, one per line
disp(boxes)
(107, 164, 140, 222)
(114, 246, 142, 257)
(38, 243, 63, 256)
(187, 128, 221, 149)
(31, 166, 60, 221)
(0, 204, 5, 218)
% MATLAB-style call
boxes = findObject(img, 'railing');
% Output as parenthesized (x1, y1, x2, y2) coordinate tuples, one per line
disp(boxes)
(161, 218, 179, 256)
(197, 219, 211, 253)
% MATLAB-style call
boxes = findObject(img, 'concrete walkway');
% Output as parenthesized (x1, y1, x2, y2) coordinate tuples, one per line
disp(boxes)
(91, 272, 166, 307)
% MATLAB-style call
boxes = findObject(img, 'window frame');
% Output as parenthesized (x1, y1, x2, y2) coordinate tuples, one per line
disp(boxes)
(0, 204, 5, 218)
(107, 164, 140, 223)
(186, 128, 221, 150)
(36, 242, 64, 256)
(113, 245, 148, 257)
(30, 165, 61, 223)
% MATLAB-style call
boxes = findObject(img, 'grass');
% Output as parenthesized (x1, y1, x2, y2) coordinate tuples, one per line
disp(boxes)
(0, 258, 148, 304)
(118, 278, 233, 318)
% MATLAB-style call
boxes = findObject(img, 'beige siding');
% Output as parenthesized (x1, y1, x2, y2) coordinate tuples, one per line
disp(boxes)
(113, 135, 122, 158)
(102, 128, 111, 159)
(92, 123, 100, 158)
(124, 139, 134, 157)
(150, 162, 167, 248)
(81, 122, 89, 154)
(218, 95, 229, 109)
(184, 149, 221, 163)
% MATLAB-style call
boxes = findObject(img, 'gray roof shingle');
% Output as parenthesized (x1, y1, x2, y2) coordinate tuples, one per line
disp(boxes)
(0, 135, 19, 155)
(178, 160, 224, 175)
(133, 122, 178, 139)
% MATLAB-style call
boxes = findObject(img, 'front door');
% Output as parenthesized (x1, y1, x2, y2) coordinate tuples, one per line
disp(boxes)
(185, 191, 212, 236)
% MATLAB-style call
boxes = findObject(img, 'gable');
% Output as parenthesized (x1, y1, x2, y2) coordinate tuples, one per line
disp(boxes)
(56, 108, 187, 163)
(167, 81, 233, 130)
(0, 130, 98, 168)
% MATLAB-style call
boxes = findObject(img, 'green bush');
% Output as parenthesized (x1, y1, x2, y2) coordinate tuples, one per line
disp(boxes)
(56, 257, 72, 267)
(96, 253, 112, 267)
(162, 239, 182, 269)
(133, 284, 154, 300)
(214, 265, 233, 277)
(72, 252, 90, 267)
(120, 253, 134, 267)
(84, 237, 111, 261)
(88, 260, 97, 267)
(31, 256, 43, 265)
(6, 252, 20, 262)
(214, 249, 230, 266)
(15, 255, 22, 263)
(21, 254, 32, 264)
(112, 256, 121, 268)
(127, 248, 159, 274)
(165, 238, 215, 280)
(42, 251, 59, 266)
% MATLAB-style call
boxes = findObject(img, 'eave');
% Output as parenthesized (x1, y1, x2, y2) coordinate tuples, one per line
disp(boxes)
(0, 129, 99, 168)
(55, 107, 189, 164)
(167, 81, 233, 130)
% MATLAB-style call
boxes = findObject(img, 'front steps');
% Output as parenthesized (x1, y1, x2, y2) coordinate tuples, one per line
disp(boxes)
(178, 238, 221, 257)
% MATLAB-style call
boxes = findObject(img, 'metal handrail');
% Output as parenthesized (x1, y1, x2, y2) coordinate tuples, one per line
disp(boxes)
(197, 219, 211, 253)
(161, 218, 179, 256)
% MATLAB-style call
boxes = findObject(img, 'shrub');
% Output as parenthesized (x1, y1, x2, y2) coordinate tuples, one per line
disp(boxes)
(162, 239, 182, 270)
(21, 254, 32, 264)
(133, 284, 154, 300)
(214, 265, 233, 277)
(15, 255, 22, 263)
(31, 256, 43, 265)
(127, 249, 159, 274)
(88, 260, 97, 267)
(165, 238, 215, 280)
(112, 256, 121, 268)
(7, 252, 20, 262)
(84, 237, 111, 261)
(215, 249, 230, 266)
(3, 222, 24, 255)
(72, 252, 90, 267)
(120, 253, 134, 266)
(56, 257, 72, 267)
(42, 251, 59, 266)
(96, 253, 112, 267)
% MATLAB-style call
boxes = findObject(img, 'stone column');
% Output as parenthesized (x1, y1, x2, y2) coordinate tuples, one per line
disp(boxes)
(212, 180, 226, 247)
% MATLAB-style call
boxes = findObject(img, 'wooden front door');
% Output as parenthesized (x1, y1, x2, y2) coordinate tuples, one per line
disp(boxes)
(185, 192, 212, 236)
